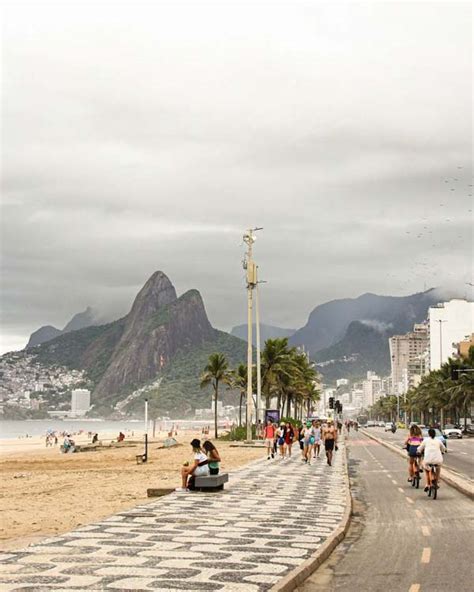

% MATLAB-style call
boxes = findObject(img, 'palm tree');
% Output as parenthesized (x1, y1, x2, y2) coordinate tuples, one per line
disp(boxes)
(200, 353, 233, 439)
(261, 338, 293, 408)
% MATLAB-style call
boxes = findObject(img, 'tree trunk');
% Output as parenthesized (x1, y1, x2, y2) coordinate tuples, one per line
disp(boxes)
(286, 395, 291, 418)
(214, 382, 219, 439)
(440, 407, 445, 429)
(239, 392, 243, 427)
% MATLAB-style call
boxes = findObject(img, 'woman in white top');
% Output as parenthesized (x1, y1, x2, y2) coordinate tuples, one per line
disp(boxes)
(418, 428, 446, 492)
(177, 438, 209, 492)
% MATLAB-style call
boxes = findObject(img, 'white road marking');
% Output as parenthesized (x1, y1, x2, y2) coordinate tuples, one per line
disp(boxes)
(392, 480, 398, 485)
(409, 585, 421, 592)
(421, 547, 431, 563)
(398, 487, 404, 493)
(415, 510, 423, 519)
(421, 526, 431, 536)
(405, 497, 414, 504)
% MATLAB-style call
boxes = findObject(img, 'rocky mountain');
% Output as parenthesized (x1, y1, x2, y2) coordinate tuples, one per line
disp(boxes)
(230, 323, 295, 343)
(26, 325, 63, 349)
(26, 306, 99, 349)
(290, 289, 440, 355)
(62, 306, 97, 333)
(31, 271, 247, 415)
(314, 321, 391, 382)
(289, 289, 443, 384)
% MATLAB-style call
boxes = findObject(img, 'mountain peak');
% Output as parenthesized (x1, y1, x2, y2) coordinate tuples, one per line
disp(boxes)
(126, 271, 177, 327)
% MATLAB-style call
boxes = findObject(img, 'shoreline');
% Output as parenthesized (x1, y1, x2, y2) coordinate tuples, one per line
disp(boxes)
(0, 430, 263, 551)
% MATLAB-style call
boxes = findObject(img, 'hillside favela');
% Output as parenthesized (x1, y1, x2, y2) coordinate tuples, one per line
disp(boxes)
(1, 3, 473, 592)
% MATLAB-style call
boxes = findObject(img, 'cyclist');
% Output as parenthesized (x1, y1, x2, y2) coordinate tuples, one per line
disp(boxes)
(404, 425, 423, 483)
(418, 427, 446, 492)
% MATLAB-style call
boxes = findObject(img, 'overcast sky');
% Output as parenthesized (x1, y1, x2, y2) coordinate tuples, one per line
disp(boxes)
(1, 2, 472, 353)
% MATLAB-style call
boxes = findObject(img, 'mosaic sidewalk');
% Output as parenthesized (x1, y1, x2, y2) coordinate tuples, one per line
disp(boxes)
(0, 444, 348, 591)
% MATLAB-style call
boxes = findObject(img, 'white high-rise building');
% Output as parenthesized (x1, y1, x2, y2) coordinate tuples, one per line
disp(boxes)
(362, 372, 383, 407)
(336, 378, 349, 387)
(429, 300, 474, 370)
(389, 324, 429, 394)
(71, 389, 91, 416)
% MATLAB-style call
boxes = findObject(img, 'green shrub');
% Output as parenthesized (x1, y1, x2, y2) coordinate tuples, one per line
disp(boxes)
(220, 425, 256, 441)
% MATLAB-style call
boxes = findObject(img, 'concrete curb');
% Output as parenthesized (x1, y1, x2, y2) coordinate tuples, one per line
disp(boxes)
(361, 429, 474, 500)
(269, 444, 353, 592)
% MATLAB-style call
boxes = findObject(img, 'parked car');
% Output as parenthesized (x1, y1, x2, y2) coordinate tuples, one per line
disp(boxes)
(421, 428, 447, 449)
(384, 422, 394, 431)
(443, 427, 462, 439)
(378, 421, 386, 427)
(367, 420, 376, 427)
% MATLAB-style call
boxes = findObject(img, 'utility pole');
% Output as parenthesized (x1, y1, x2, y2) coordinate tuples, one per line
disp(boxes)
(437, 319, 448, 368)
(255, 280, 262, 437)
(243, 228, 262, 442)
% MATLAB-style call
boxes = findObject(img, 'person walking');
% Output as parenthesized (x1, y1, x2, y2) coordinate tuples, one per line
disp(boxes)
(284, 422, 294, 457)
(297, 424, 306, 460)
(263, 419, 276, 460)
(312, 420, 322, 459)
(322, 420, 337, 466)
(277, 423, 286, 458)
(302, 421, 315, 464)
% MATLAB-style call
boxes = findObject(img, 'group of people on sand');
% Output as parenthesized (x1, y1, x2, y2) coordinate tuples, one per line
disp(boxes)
(263, 418, 339, 466)
(176, 438, 221, 492)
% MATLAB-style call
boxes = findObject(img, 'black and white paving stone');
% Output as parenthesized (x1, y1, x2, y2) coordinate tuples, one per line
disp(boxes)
(0, 445, 348, 591)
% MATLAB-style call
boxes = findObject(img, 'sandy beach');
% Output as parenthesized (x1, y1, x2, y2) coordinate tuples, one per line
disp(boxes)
(0, 431, 263, 551)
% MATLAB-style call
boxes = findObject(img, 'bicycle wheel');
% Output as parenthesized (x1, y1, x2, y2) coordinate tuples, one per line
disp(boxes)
(433, 479, 437, 500)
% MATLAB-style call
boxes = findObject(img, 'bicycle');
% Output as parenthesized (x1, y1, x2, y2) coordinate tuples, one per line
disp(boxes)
(411, 456, 421, 489)
(426, 463, 440, 500)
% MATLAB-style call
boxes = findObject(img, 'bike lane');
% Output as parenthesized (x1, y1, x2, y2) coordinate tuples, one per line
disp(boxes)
(297, 430, 473, 592)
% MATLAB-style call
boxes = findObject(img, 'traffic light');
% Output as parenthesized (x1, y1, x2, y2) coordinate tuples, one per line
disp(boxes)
(329, 397, 334, 409)
(337, 402, 343, 413)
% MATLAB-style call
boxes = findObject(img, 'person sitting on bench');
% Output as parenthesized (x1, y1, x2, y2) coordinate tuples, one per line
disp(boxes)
(202, 440, 221, 475)
(176, 438, 209, 492)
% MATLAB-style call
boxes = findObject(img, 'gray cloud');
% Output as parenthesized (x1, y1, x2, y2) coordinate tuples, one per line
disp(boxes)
(1, 2, 472, 352)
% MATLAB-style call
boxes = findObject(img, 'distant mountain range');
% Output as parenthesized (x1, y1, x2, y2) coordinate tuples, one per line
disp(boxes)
(230, 323, 295, 343)
(19, 282, 450, 412)
(29, 272, 247, 416)
(26, 307, 99, 349)
(290, 289, 442, 382)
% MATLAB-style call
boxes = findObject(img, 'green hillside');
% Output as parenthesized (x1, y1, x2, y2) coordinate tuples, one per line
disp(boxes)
(126, 330, 248, 418)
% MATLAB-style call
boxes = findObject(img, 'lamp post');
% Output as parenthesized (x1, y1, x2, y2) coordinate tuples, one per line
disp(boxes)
(143, 398, 148, 463)
(437, 319, 448, 368)
(243, 227, 262, 441)
(255, 280, 262, 437)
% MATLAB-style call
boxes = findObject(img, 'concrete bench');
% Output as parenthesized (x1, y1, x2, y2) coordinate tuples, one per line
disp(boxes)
(194, 473, 229, 491)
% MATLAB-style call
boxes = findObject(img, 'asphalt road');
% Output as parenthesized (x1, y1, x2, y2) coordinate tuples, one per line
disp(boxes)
(368, 427, 474, 480)
(297, 430, 474, 592)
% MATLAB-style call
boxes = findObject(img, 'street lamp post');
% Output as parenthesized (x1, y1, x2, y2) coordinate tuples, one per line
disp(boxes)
(143, 398, 148, 463)
(437, 319, 448, 368)
(255, 281, 262, 437)
(243, 228, 262, 442)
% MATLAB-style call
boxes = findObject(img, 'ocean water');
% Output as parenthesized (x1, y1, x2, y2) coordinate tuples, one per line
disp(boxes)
(0, 418, 222, 439)
(0, 419, 147, 439)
